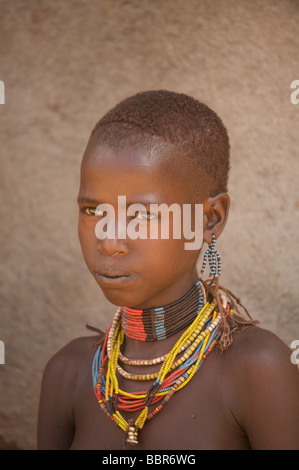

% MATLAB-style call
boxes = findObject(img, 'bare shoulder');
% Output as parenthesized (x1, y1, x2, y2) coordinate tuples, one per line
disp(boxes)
(223, 324, 296, 372)
(221, 324, 299, 388)
(38, 332, 105, 449)
(220, 325, 299, 449)
(42, 333, 105, 384)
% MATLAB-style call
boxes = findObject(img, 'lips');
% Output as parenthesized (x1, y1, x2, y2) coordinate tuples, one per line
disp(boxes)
(97, 268, 134, 278)
(95, 269, 137, 286)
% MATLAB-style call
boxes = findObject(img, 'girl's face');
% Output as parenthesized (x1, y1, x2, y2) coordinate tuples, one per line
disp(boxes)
(77, 144, 202, 309)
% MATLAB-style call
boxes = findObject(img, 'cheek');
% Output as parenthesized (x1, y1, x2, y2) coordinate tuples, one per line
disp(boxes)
(168, 242, 200, 273)
(78, 220, 97, 263)
(138, 238, 199, 275)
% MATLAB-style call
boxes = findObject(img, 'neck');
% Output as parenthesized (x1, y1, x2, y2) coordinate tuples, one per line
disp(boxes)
(120, 280, 206, 342)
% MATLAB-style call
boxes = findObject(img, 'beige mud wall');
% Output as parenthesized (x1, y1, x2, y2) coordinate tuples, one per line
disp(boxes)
(0, 0, 298, 449)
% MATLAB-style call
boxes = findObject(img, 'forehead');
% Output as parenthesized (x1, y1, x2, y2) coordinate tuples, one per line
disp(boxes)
(83, 138, 178, 172)
(80, 143, 200, 203)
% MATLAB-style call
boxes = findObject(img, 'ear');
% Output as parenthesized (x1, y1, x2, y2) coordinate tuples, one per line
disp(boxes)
(202, 193, 230, 244)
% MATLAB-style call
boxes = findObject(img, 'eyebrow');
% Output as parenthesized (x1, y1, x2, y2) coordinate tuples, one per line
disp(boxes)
(77, 196, 100, 205)
(77, 196, 165, 206)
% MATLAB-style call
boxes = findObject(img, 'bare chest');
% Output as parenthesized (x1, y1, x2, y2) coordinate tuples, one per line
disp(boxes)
(70, 353, 249, 450)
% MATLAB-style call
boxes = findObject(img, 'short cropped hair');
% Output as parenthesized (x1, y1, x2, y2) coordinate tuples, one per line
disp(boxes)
(88, 90, 230, 197)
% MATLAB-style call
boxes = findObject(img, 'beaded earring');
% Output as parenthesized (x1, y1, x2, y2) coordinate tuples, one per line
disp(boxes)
(200, 234, 221, 279)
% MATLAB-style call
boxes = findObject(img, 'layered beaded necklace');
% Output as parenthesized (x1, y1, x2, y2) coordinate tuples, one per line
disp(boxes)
(92, 280, 231, 447)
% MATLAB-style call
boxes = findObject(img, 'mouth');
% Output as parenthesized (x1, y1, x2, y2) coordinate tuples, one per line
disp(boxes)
(95, 270, 137, 286)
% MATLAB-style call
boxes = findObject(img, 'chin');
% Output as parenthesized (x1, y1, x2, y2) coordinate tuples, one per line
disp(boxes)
(94, 279, 143, 308)
(102, 291, 143, 309)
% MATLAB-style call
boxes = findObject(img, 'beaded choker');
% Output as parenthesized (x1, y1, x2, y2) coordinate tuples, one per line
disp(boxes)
(92, 282, 232, 447)
(120, 280, 206, 342)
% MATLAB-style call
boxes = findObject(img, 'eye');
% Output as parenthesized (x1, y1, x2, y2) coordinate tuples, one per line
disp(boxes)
(82, 207, 102, 216)
(135, 210, 158, 221)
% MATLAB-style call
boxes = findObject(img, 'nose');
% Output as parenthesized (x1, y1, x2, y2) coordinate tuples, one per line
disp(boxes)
(96, 236, 129, 257)
(95, 216, 129, 257)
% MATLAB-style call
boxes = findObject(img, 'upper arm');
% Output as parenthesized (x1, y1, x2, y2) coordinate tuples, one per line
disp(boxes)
(233, 330, 299, 449)
(37, 344, 76, 450)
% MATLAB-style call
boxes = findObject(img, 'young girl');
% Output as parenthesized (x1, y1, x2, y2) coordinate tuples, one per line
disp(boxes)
(37, 90, 299, 450)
